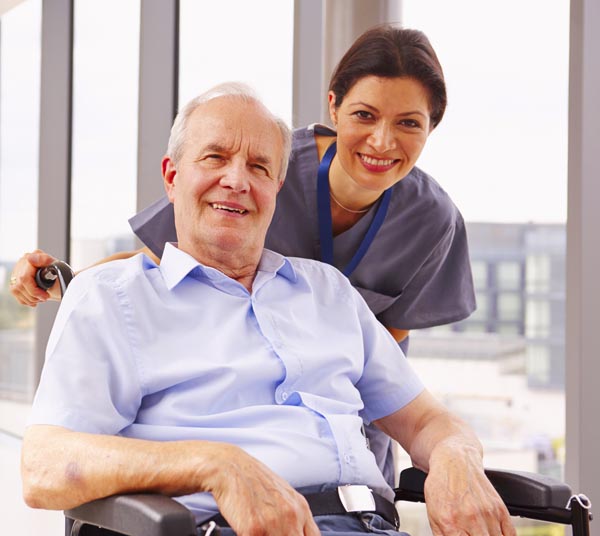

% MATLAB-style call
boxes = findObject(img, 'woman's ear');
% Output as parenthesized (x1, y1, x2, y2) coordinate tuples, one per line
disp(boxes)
(328, 91, 338, 126)
(162, 156, 177, 202)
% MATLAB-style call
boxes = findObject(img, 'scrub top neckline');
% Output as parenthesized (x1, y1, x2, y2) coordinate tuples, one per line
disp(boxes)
(317, 141, 392, 277)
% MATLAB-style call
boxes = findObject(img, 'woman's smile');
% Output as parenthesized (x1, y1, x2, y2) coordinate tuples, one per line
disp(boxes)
(357, 152, 399, 172)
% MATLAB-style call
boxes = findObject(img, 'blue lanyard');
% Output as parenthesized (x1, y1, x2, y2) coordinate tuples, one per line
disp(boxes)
(317, 142, 392, 277)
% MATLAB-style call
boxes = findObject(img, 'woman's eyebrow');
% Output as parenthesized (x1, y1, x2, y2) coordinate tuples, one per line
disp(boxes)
(348, 100, 427, 117)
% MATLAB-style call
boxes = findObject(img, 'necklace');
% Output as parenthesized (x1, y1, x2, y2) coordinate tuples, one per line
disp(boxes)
(329, 189, 371, 214)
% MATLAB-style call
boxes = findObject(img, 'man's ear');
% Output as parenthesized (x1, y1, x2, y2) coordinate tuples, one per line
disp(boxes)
(162, 156, 177, 202)
(327, 91, 338, 126)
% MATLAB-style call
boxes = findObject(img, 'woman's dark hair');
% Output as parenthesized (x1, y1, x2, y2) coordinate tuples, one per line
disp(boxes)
(328, 25, 447, 129)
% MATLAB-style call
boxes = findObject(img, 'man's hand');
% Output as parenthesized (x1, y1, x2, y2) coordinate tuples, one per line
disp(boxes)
(23, 426, 319, 536)
(9, 250, 60, 306)
(208, 444, 320, 536)
(375, 391, 516, 536)
(423, 442, 516, 536)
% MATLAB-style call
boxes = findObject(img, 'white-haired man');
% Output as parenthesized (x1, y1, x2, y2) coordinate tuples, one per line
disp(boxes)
(22, 83, 514, 536)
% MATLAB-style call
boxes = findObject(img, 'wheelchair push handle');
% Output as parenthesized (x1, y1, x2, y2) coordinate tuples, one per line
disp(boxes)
(35, 260, 74, 298)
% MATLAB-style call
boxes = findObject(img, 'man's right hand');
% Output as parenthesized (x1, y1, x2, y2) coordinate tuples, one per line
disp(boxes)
(9, 250, 60, 306)
(208, 444, 320, 536)
(23, 427, 321, 536)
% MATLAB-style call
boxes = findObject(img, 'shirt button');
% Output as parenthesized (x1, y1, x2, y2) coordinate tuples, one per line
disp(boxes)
(281, 392, 288, 401)
(344, 454, 351, 463)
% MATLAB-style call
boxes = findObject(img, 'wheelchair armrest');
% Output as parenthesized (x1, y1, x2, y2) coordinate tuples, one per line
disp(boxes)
(64, 493, 197, 536)
(395, 467, 591, 528)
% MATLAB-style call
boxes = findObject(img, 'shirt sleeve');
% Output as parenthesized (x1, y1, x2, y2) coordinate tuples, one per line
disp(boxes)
(348, 282, 425, 424)
(128, 196, 177, 259)
(378, 212, 476, 330)
(28, 269, 143, 434)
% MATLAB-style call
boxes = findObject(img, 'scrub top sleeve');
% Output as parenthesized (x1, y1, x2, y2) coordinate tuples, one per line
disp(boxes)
(128, 195, 176, 258)
(379, 213, 476, 330)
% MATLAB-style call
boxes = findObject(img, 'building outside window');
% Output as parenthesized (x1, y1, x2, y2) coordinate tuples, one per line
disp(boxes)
(400, 1, 569, 533)
(0, 0, 41, 402)
(470, 260, 488, 290)
(497, 261, 523, 291)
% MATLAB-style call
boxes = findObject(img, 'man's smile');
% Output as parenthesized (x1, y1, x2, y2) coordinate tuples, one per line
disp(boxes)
(210, 202, 248, 215)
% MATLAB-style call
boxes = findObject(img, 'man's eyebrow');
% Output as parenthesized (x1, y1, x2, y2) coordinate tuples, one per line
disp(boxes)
(202, 142, 229, 153)
(197, 142, 273, 168)
(253, 153, 273, 167)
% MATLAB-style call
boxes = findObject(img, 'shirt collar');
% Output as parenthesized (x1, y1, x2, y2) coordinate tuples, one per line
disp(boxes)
(160, 242, 297, 291)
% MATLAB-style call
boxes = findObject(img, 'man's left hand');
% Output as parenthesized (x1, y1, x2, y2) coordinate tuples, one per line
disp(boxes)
(423, 443, 516, 536)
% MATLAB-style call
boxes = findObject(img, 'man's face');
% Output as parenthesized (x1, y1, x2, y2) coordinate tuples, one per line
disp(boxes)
(163, 96, 284, 263)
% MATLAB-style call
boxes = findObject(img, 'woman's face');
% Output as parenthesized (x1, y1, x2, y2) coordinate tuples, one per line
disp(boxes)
(329, 76, 432, 194)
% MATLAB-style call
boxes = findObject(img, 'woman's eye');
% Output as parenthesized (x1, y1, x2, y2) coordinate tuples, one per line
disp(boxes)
(399, 119, 421, 129)
(353, 110, 373, 120)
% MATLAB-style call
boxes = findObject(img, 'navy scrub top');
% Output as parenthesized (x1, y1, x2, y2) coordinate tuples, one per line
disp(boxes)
(130, 124, 476, 331)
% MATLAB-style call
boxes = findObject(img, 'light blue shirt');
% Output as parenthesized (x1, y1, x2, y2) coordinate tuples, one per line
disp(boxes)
(29, 243, 424, 520)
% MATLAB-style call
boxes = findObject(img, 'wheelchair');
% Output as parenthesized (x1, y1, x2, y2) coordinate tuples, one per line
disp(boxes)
(63, 467, 592, 535)
(36, 264, 593, 535)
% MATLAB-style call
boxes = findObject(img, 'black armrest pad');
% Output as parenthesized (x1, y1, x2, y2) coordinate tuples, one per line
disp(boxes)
(484, 469, 572, 509)
(65, 494, 196, 536)
(396, 467, 572, 509)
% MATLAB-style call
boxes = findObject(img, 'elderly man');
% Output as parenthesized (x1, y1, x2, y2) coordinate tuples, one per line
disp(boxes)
(21, 83, 514, 536)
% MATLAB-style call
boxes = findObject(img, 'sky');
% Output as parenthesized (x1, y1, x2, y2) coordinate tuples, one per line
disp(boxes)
(0, 0, 570, 263)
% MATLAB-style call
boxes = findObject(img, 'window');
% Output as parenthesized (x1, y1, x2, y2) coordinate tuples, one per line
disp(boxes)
(527, 254, 552, 294)
(0, 0, 41, 401)
(402, 1, 569, 531)
(470, 260, 488, 290)
(69, 0, 140, 270)
(178, 0, 294, 124)
(526, 299, 551, 338)
(497, 293, 522, 322)
(527, 344, 551, 386)
(497, 261, 522, 291)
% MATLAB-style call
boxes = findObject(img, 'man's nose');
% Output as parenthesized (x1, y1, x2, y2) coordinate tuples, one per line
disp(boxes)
(367, 123, 396, 153)
(219, 162, 251, 192)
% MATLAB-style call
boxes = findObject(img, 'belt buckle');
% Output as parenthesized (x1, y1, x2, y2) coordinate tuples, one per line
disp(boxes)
(337, 485, 376, 513)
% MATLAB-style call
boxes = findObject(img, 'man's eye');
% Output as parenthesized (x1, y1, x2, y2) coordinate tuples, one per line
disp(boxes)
(252, 164, 269, 175)
(200, 154, 225, 165)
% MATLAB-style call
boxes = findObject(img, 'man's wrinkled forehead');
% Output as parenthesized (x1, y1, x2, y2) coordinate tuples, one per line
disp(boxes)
(185, 98, 283, 162)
